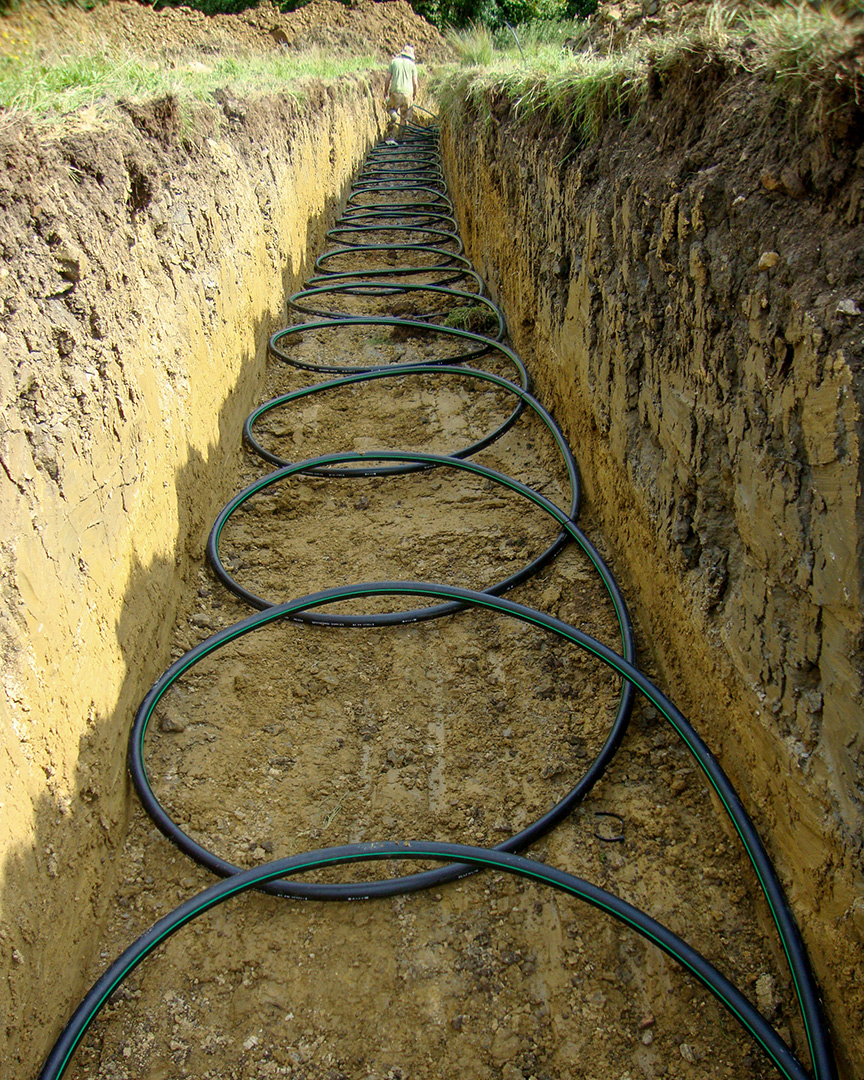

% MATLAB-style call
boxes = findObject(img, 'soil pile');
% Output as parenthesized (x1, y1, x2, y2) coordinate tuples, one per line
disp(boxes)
(0, 0, 453, 64)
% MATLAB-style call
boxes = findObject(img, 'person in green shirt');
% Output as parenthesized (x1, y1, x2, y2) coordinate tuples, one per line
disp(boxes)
(383, 44, 419, 144)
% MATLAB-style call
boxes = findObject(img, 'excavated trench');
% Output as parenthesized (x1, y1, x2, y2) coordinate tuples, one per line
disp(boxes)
(22, 115, 837, 1080)
(3, 73, 859, 1080)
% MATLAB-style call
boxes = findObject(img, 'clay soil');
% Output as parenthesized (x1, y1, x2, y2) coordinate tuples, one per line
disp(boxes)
(2, 3, 820, 1079)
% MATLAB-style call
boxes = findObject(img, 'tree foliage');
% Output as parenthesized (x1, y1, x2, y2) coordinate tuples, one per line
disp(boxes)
(411, 0, 596, 29)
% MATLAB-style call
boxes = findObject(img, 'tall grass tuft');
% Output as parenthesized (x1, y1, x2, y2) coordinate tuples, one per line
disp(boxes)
(435, 1, 864, 142)
(743, 1, 863, 101)
(493, 17, 589, 52)
(444, 21, 495, 67)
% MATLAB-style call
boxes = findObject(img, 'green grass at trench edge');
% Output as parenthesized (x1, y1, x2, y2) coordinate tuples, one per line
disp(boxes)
(0, 45, 381, 117)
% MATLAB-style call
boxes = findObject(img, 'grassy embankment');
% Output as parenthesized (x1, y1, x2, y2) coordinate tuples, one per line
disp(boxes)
(0, 10, 380, 125)
(433, 2, 864, 138)
(0, 2, 860, 134)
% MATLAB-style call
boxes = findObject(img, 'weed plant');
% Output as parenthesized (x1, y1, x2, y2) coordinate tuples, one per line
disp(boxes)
(439, 303, 498, 333)
(444, 21, 495, 66)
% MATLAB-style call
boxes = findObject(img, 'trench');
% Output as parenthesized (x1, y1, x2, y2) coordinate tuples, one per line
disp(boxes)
(37, 121, 836, 1080)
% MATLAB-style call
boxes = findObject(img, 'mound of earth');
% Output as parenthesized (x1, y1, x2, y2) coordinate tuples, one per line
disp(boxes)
(0, 0, 453, 64)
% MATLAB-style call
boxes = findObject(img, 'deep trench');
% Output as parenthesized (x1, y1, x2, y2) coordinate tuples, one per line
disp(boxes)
(39, 121, 837, 1080)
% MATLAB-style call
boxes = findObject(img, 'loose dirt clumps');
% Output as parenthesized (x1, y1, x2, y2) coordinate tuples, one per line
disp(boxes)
(0, 0, 453, 64)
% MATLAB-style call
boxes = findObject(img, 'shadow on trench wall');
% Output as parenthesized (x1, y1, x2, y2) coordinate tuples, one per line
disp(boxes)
(439, 91, 864, 1080)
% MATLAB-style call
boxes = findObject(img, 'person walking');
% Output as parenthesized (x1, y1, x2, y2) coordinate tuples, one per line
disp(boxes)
(383, 44, 418, 145)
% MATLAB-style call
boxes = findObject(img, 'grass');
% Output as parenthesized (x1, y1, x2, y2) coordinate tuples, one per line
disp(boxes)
(0, 40, 380, 122)
(439, 303, 499, 333)
(742, 2, 864, 102)
(434, 2, 864, 138)
(444, 21, 495, 67)
(435, 36, 645, 139)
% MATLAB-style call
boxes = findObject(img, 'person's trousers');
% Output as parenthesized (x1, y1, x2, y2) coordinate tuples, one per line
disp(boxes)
(386, 91, 413, 139)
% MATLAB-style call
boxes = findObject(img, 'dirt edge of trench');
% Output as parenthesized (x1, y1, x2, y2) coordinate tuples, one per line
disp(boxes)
(0, 76, 388, 1075)
(441, 70, 864, 1078)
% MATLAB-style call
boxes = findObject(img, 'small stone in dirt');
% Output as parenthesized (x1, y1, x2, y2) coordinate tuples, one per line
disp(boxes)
(755, 972, 781, 1018)
(159, 707, 187, 733)
(490, 1027, 521, 1064)
(567, 735, 588, 759)
(190, 612, 218, 631)
(679, 1043, 696, 1063)
(836, 299, 862, 316)
(670, 775, 688, 795)
(354, 495, 369, 510)
(780, 166, 806, 198)
(533, 678, 556, 699)
(55, 248, 83, 284)
(641, 1030, 655, 1046)
(757, 251, 780, 271)
(539, 584, 560, 606)
(638, 1013, 655, 1029)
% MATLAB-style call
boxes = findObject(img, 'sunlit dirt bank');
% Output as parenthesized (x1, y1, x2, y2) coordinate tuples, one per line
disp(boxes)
(0, 78, 388, 1074)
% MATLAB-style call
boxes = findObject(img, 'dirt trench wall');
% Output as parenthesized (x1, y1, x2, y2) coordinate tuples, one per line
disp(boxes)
(0, 78, 383, 1074)
(442, 82, 864, 1075)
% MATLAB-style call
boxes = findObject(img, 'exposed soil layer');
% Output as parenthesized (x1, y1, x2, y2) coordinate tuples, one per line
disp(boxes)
(441, 42, 864, 1080)
(0, 74, 393, 1080)
(0, 0, 454, 64)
